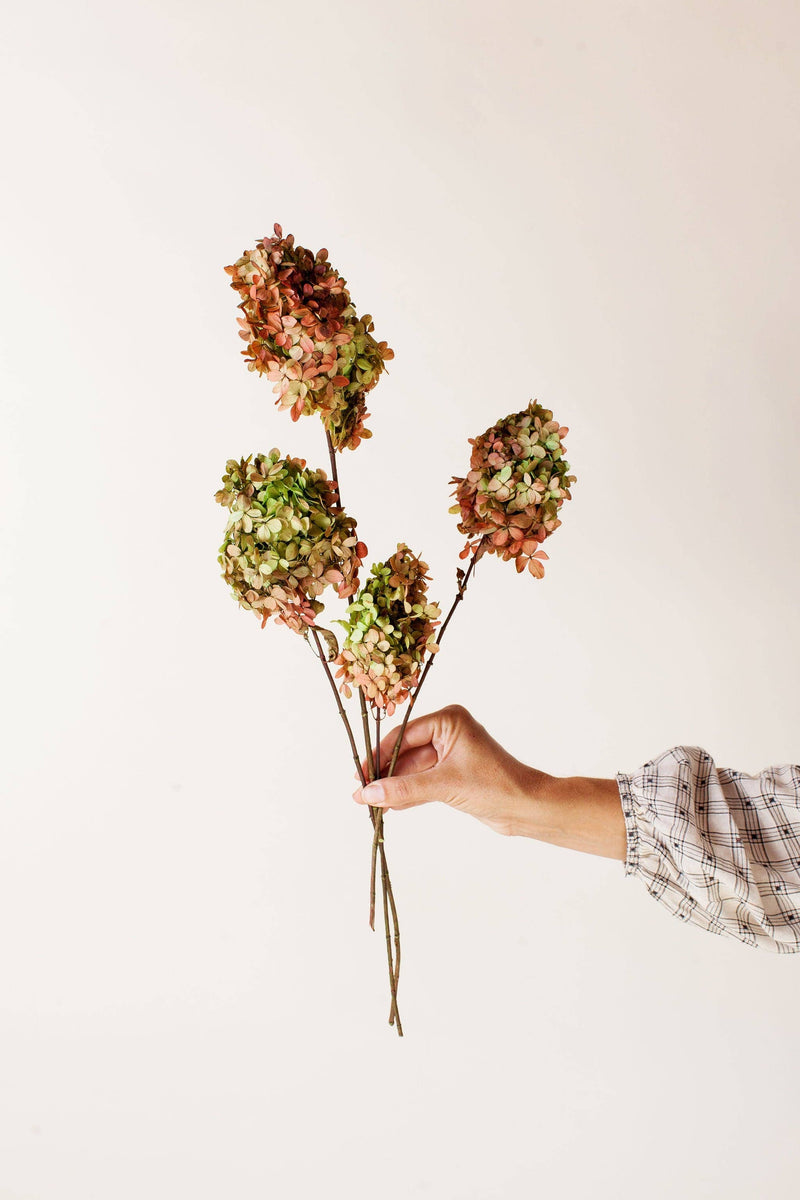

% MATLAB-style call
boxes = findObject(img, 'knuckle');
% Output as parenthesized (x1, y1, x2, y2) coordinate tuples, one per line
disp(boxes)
(443, 703, 470, 725)
(391, 777, 411, 806)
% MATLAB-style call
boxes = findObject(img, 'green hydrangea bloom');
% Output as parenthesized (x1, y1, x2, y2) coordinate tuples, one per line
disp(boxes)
(334, 544, 440, 714)
(215, 450, 367, 632)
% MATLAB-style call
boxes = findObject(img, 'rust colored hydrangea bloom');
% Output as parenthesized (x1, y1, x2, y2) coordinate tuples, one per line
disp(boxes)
(224, 224, 394, 451)
(215, 450, 367, 633)
(450, 401, 576, 578)
(333, 545, 441, 715)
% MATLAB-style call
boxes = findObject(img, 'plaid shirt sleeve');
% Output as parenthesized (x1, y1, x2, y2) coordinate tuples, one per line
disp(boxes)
(615, 746, 800, 953)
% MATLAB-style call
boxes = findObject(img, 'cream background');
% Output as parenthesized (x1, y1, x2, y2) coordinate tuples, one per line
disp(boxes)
(2, 1, 799, 1197)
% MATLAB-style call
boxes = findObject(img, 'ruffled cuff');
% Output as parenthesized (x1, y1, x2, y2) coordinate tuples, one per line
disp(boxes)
(615, 770, 642, 878)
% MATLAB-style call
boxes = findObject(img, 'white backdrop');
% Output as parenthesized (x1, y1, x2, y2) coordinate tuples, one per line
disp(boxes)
(2, 2, 799, 1197)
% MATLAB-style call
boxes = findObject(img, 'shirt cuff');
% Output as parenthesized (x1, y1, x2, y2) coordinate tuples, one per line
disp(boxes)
(615, 771, 641, 878)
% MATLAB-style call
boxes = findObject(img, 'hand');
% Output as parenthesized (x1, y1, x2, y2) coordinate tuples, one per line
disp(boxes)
(352, 703, 628, 859)
(353, 704, 549, 838)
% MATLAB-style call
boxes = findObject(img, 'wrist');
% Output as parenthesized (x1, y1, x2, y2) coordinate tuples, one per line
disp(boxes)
(509, 768, 627, 862)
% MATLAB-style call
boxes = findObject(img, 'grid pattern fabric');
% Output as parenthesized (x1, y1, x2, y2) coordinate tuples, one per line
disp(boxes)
(616, 746, 800, 953)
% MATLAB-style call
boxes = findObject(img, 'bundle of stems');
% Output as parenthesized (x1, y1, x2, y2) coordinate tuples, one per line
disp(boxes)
(308, 430, 488, 1037)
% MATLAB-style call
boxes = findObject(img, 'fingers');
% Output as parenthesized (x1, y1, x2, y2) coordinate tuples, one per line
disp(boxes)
(357, 710, 449, 781)
(352, 743, 444, 810)
(353, 770, 439, 811)
(360, 742, 439, 781)
(392, 743, 438, 777)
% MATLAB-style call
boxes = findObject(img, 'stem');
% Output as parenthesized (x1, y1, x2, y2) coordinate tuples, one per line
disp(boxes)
(345, 680, 400, 1032)
(309, 627, 366, 787)
(360, 692, 379, 932)
(360, 692, 376, 782)
(375, 709, 382, 777)
(382, 835, 401, 1014)
(325, 430, 340, 501)
(387, 537, 488, 778)
(374, 709, 402, 1034)
(308, 566, 403, 1033)
(379, 830, 402, 1035)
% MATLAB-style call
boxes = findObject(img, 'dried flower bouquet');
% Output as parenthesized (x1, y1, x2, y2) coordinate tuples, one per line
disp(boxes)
(216, 224, 576, 1035)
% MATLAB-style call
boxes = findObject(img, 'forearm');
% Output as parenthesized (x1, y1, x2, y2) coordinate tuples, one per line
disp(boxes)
(509, 768, 628, 862)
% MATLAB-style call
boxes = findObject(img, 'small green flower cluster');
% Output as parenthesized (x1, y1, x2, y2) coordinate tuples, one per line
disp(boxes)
(215, 451, 367, 632)
(450, 401, 576, 577)
(334, 545, 441, 715)
(224, 223, 394, 450)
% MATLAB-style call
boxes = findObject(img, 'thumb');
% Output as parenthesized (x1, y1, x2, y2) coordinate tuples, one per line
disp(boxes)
(355, 770, 440, 811)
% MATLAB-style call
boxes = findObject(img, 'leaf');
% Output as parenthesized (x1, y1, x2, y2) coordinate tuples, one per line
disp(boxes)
(316, 625, 340, 660)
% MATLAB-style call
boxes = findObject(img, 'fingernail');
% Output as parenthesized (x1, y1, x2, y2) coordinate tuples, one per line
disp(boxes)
(362, 782, 386, 805)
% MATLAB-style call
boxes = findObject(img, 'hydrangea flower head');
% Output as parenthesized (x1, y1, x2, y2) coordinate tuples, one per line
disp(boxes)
(215, 450, 367, 633)
(450, 401, 576, 577)
(224, 224, 394, 451)
(333, 544, 440, 715)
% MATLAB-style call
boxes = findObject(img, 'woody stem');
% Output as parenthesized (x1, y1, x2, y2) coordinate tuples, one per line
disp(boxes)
(387, 537, 488, 779)
(374, 708, 402, 1034)
(310, 635, 401, 1032)
(360, 692, 379, 932)
(318, 436, 400, 1034)
(325, 430, 340, 500)
(310, 627, 365, 787)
